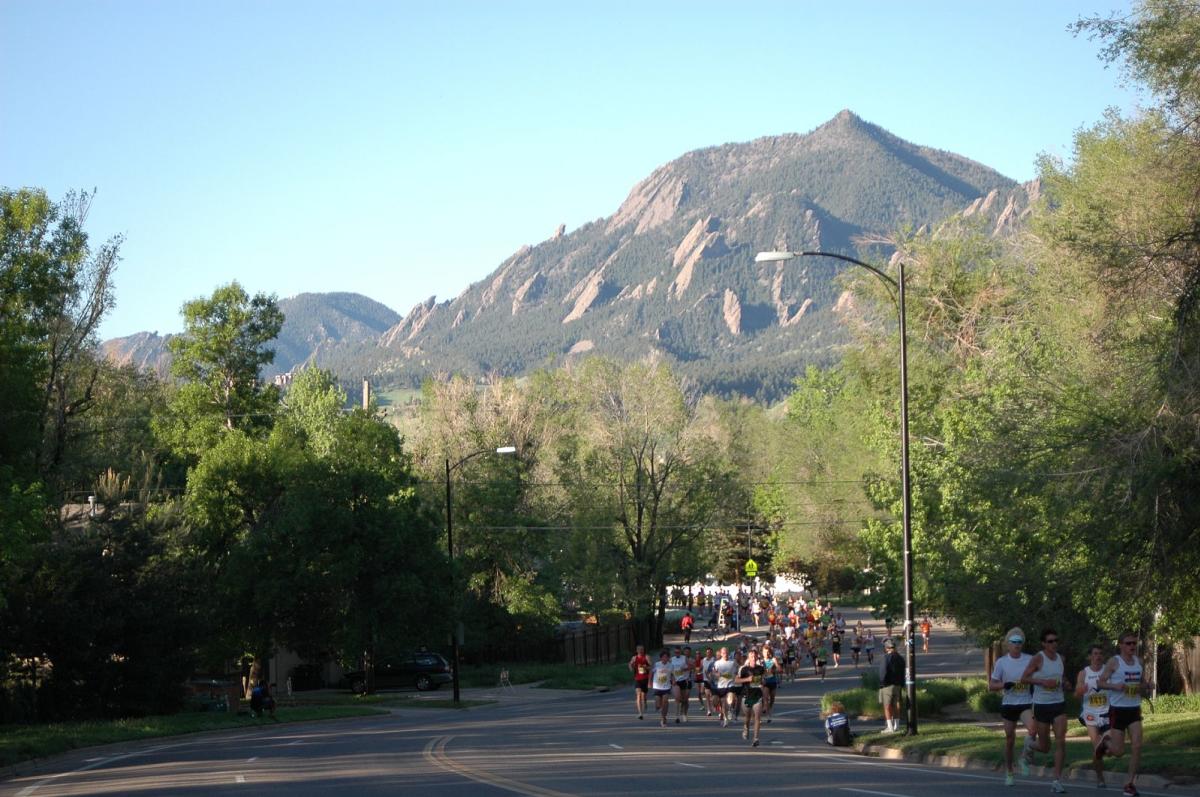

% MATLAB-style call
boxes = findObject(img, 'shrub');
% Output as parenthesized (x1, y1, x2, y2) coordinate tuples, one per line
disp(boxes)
(922, 678, 968, 706)
(823, 683, 941, 718)
(1154, 694, 1200, 714)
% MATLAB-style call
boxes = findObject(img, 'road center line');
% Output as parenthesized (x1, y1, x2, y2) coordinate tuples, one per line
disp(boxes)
(608, 744, 623, 750)
(841, 788, 911, 797)
(676, 762, 704, 769)
(246, 756, 258, 762)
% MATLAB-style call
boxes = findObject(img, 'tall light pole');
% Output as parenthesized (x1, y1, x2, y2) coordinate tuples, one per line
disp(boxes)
(446, 445, 517, 705)
(755, 249, 917, 734)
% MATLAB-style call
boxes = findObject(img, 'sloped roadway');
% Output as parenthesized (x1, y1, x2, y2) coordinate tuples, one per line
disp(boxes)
(5, 615, 1198, 797)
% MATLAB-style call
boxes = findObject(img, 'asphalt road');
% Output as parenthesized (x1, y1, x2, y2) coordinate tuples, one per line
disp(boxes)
(5, 613, 1196, 797)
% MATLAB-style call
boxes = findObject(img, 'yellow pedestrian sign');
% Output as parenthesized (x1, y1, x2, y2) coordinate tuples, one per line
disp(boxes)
(745, 558, 758, 578)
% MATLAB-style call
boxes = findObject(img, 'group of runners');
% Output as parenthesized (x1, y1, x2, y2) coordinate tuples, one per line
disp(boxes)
(989, 626, 1150, 795)
(628, 601, 889, 747)
(627, 640, 787, 747)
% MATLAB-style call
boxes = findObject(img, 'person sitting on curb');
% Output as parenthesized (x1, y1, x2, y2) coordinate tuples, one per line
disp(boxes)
(825, 700, 853, 746)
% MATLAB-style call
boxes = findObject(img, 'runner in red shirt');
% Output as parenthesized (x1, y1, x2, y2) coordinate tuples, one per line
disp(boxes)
(680, 612, 694, 643)
(628, 645, 650, 720)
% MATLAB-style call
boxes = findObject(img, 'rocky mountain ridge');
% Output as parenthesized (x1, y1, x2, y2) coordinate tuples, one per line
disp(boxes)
(103, 111, 1038, 400)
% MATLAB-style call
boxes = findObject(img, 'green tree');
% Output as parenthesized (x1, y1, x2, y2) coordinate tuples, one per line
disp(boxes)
(158, 282, 283, 459)
(536, 359, 735, 644)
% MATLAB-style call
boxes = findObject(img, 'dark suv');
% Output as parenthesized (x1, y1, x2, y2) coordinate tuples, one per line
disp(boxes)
(345, 652, 453, 693)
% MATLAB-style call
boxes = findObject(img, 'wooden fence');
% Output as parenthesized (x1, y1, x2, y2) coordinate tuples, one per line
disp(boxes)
(559, 622, 636, 666)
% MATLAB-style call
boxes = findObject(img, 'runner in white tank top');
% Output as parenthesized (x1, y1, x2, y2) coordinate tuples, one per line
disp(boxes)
(1098, 632, 1146, 796)
(1020, 628, 1070, 792)
(1075, 644, 1111, 788)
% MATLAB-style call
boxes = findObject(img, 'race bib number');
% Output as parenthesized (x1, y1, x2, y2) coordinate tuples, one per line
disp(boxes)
(1009, 683, 1029, 694)
(1124, 684, 1140, 697)
(1088, 693, 1108, 707)
(637, 664, 648, 676)
(751, 675, 762, 687)
(654, 672, 669, 688)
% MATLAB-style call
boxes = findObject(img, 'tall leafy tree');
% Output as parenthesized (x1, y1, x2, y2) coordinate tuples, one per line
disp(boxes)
(537, 359, 735, 644)
(158, 282, 283, 459)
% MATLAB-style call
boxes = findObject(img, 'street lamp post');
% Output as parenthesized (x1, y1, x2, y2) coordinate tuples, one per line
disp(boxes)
(755, 249, 917, 734)
(446, 445, 517, 705)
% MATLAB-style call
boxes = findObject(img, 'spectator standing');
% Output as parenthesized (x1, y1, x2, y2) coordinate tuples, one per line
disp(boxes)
(878, 638, 905, 733)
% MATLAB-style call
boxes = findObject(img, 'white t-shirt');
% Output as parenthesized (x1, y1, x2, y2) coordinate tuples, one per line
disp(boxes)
(669, 655, 690, 684)
(1108, 655, 1143, 709)
(991, 652, 1034, 706)
(1079, 664, 1110, 724)
(652, 661, 673, 690)
(713, 658, 737, 689)
(1030, 651, 1065, 704)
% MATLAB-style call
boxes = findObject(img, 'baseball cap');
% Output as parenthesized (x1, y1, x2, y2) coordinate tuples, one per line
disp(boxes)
(1007, 635, 1024, 644)
(883, 638, 896, 649)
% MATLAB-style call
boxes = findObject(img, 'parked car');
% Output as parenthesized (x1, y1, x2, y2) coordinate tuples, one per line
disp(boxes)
(344, 652, 453, 693)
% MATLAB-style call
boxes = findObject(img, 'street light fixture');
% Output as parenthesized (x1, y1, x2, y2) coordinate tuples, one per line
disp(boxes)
(445, 445, 516, 705)
(755, 249, 918, 734)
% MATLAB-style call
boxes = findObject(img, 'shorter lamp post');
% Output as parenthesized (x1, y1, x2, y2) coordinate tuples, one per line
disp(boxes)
(755, 249, 917, 734)
(446, 445, 516, 704)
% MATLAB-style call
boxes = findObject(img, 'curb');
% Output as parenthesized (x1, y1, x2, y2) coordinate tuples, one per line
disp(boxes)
(855, 740, 1184, 791)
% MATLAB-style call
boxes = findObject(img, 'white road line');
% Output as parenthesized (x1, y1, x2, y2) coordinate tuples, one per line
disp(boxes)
(841, 788, 911, 797)
(16, 742, 186, 797)
(246, 756, 258, 762)
(608, 744, 623, 750)
(287, 740, 302, 746)
(676, 762, 704, 769)
(235, 774, 246, 783)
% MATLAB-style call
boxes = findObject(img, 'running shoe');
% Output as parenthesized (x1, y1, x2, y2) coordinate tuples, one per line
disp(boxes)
(742, 729, 748, 740)
(721, 717, 727, 728)
(1005, 773, 1014, 787)
(660, 718, 666, 727)
(1051, 780, 1066, 793)
(1122, 784, 1139, 796)
(638, 714, 643, 720)
(752, 739, 760, 747)
(1096, 782, 1106, 789)
(675, 717, 680, 724)
(681, 714, 687, 723)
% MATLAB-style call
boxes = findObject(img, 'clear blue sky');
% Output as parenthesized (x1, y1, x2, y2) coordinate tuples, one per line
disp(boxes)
(1, 1, 1138, 340)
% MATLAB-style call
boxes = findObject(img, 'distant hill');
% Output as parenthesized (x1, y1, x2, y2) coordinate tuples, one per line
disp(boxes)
(104, 111, 1037, 401)
(371, 110, 1023, 400)
(100, 292, 399, 380)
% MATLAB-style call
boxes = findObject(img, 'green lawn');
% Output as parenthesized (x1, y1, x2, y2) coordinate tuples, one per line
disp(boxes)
(0, 704, 387, 769)
(458, 659, 631, 690)
(856, 713, 1200, 779)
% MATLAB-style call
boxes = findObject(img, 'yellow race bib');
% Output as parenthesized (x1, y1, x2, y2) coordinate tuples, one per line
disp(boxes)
(1089, 693, 1108, 707)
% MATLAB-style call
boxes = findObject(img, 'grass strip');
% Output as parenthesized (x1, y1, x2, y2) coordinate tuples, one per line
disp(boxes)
(857, 714, 1200, 779)
(458, 660, 632, 690)
(0, 704, 386, 769)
